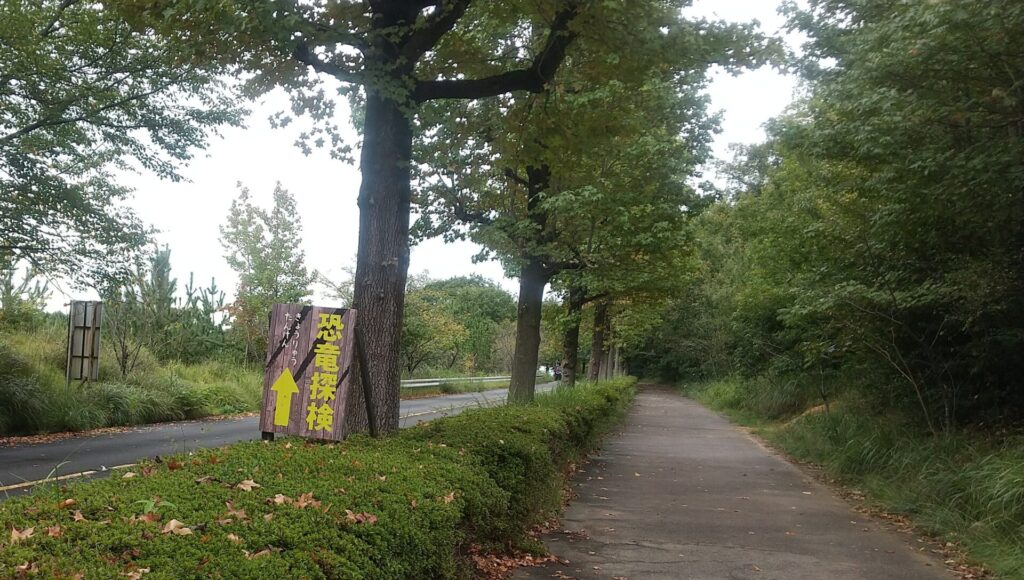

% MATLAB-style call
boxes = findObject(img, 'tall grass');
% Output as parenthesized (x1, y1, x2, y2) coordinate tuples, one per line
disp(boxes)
(686, 378, 1024, 578)
(0, 324, 262, 437)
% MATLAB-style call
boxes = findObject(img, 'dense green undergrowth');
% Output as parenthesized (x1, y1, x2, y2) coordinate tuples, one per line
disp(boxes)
(0, 324, 261, 436)
(0, 378, 636, 578)
(685, 378, 1024, 578)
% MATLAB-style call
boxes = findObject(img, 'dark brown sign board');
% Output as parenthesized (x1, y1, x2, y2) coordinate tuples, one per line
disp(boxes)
(259, 304, 358, 441)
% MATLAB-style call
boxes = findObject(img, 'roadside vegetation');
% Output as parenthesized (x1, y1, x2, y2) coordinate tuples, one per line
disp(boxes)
(0, 378, 636, 578)
(627, 3, 1024, 578)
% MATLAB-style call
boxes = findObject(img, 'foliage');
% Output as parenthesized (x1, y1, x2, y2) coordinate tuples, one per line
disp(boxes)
(0, 0, 241, 287)
(0, 262, 51, 329)
(0, 320, 262, 436)
(634, 0, 1024, 431)
(0, 378, 636, 577)
(401, 285, 468, 374)
(422, 276, 516, 372)
(220, 183, 315, 361)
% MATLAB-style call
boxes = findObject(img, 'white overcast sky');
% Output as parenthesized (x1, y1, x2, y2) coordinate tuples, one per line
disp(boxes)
(48, 0, 801, 310)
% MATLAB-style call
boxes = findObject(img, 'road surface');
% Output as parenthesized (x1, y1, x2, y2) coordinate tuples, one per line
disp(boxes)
(0, 382, 554, 496)
(518, 385, 948, 580)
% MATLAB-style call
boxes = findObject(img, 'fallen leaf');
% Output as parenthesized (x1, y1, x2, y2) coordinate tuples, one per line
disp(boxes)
(245, 549, 271, 560)
(141, 466, 156, 477)
(161, 519, 193, 536)
(47, 525, 62, 538)
(236, 479, 261, 492)
(294, 493, 321, 510)
(270, 494, 292, 505)
(225, 501, 247, 520)
(227, 533, 241, 544)
(444, 492, 456, 505)
(344, 510, 378, 525)
(59, 499, 77, 509)
(11, 526, 34, 544)
(410, 499, 418, 509)
(121, 567, 150, 579)
(263, 513, 274, 522)
(166, 459, 183, 471)
(72, 510, 86, 522)
(122, 472, 138, 479)
(376, 474, 387, 482)
(15, 562, 37, 574)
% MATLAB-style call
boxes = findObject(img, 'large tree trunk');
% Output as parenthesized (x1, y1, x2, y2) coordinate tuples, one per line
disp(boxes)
(561, 285, 585, 387)
(345, 89, 412, 436)
(587, 301, 609, 381)
(508, 257, 549, 404)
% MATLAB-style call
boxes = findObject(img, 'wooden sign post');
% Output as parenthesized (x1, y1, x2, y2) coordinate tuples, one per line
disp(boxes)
(259, 304, 358, 441)
(66, 300, 102, 387)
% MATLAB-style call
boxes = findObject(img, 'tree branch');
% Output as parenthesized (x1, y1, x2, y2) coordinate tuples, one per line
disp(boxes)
(293, 41, 362, 84)
(412, 2, 581, 102)
(401, 0, 472, 64)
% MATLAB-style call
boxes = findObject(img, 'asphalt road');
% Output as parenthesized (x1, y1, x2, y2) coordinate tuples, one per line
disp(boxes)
(0, 382, 555, 496)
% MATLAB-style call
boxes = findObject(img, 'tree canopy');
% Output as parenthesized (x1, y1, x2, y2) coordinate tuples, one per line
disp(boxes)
(0, 0, 242, 286)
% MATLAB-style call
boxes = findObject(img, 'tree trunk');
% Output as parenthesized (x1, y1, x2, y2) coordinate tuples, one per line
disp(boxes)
(587, 301, 609, 381)
(508, 257, 549, 404)
(345, 89, 412, 436)
(561, 285, 585, 387)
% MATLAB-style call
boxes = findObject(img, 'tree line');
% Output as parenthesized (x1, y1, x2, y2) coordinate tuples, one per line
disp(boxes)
(632, 0, 1024, 432)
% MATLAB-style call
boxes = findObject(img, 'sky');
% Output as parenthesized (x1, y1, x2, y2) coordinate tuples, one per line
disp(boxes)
(47, 0, 801, 310)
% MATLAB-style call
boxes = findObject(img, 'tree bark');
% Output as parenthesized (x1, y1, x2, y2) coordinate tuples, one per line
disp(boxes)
(508, 257, 549, 404)
(587, 301, 609, 381)
(345, 89, 412, 436)
(561, 285, 585, 387)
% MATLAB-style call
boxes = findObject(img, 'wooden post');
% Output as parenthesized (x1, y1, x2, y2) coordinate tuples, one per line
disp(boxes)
(355, 326, 379, 438)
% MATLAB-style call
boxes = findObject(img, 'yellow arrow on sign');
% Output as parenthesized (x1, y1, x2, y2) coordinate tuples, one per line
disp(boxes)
(271, 368, 300, 427)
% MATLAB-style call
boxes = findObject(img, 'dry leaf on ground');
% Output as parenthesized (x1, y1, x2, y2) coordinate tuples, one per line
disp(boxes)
(10, 526, 34, 544)
(161, 520, 193, 536)
(236, 479, 261, 492)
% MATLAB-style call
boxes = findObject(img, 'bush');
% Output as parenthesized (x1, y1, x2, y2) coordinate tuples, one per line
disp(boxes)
(0, 378, 637, 578)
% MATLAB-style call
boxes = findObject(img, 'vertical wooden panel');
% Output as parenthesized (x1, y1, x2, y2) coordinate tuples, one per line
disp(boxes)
(67, 300, 102, 382)
(259, 304, 358, 441)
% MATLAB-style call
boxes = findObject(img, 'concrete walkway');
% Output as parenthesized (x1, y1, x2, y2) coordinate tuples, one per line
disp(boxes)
(518, 386, 949, 580)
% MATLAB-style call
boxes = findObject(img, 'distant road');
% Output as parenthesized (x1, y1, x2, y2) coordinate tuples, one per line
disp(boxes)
(0, 382, 556, 497)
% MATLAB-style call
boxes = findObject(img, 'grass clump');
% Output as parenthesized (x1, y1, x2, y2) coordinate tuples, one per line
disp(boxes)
(685, 378, 1024, 578)
(0, 378, 637, 578)
(0, 324, 264, 437)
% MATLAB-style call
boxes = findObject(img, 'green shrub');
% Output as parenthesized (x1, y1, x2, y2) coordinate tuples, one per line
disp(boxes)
(0, 378, 636, 578)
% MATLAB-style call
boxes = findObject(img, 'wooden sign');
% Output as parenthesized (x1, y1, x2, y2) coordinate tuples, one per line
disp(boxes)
(66, 300, 102, 384)
(259, 304, 358, 441)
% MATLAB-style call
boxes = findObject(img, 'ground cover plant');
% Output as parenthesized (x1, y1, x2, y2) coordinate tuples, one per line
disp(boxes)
(685, 379, 1024, 578)
(0, 378, 636, 578)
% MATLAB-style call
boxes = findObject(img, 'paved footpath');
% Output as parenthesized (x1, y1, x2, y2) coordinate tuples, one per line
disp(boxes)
(518, 385, 949, 580)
